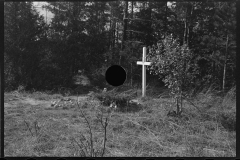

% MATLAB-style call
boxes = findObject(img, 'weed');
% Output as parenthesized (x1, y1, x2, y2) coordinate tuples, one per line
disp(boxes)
(68, 96, 112, 157)
(4, 86, 236, 157)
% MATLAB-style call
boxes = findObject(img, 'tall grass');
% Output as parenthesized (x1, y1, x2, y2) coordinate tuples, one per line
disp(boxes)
(4, 84, 235, 157)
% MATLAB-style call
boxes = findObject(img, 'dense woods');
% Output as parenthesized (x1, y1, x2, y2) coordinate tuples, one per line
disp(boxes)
(4, 1, 236, 92)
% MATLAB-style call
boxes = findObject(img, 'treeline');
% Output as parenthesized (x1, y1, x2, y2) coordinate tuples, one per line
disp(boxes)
(4, 1, 236, 92)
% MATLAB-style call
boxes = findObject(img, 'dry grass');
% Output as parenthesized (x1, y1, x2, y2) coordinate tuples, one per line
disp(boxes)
(4, 86, 236, 157)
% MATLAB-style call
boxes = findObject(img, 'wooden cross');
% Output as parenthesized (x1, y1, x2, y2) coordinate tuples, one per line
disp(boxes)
(137, 47, 152, 97)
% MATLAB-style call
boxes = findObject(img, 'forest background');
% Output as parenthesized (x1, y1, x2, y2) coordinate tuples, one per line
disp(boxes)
(4, 1, 236, 93)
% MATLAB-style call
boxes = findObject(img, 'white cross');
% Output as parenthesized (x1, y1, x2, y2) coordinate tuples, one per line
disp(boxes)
(137, 47, 152, 97)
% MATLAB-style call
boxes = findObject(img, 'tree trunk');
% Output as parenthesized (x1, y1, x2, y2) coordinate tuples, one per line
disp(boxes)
(109, 19, 112, 49)
(131, 50, 133, 87)
(211, 37, 217, 84)
(130, 1, 134, 87)
(112, 19, 116, 47)
(183, 7, 188, 44)
(183, 3, 192, 45)
(67, 2, 70, 29)
(116, 21, 118, 46)
(147, 6, 152, 46)
(188, 3, 193, 45)
(70, 64, 73, 78)
(164, 2, 167, 38)
(130, 1, 133, 40)
(120, 1, 128, 64)
(109, 3, 112, 49)
(96, 3, 100, 34)
(223, 34, 229, 92)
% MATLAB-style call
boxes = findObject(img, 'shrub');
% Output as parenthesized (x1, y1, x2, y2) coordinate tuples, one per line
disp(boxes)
(147, 34, 199, 114)
(94, 89, 137, 110)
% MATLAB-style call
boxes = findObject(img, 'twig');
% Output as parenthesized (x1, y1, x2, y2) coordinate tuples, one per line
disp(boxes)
(71, 136, 87, 157)
(101, 117, 108, 157)
(24, 120, 34, 136)
(77, 95, 94, 157)
(181, 94, 204, 114)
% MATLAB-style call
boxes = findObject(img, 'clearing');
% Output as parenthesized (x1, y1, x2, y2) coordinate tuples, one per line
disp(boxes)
(4, 90, 236, 157)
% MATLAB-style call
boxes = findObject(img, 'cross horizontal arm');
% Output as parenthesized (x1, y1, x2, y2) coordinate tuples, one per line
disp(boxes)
(137, 61, 151, 65)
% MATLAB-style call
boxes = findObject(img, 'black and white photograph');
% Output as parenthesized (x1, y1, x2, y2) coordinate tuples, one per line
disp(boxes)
(4, 1, 236, 157)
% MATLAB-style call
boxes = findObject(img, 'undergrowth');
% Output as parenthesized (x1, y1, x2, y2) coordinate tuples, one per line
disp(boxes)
(4, 85, 236, 157)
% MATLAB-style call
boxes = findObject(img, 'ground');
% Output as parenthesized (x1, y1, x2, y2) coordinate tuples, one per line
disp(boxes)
(4, 90, 236, 157)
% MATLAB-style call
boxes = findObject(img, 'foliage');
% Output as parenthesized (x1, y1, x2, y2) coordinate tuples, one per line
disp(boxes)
(4, 2, 235, 92)
(4, 2, 47, 90)
(147, 34, 199, 114)
(87, 65, 108, 88)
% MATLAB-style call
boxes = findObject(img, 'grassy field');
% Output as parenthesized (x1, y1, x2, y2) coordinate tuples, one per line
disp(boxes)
(4, 86, 236, 157)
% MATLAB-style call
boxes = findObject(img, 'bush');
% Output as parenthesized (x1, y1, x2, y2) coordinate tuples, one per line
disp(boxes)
(88, 66, 107, 88)
(94, 89, 137, 110)
(147, 35, 199, 115)
(74, 85, 95, 95)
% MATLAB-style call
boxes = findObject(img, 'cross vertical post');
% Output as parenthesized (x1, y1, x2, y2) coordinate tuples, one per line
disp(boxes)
(137, 47, 151, 97)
